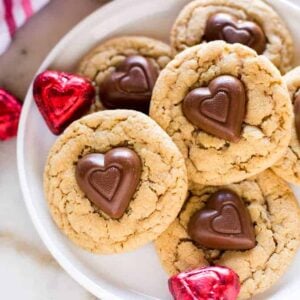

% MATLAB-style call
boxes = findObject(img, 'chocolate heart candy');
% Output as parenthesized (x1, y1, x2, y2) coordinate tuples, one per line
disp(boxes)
(188, 189, 256, 250)
(33, 70, 95, 135)
(0, 88, 22, 141)
(99, 55, 158, 113)
(182, 75, 246, 142)
(294, 94, 300, 142)
(205, 13, 266, 54)
(75, 147, 141, 219)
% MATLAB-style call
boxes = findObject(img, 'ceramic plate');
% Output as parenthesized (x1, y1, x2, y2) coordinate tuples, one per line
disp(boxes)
(17, 0, 300, 299)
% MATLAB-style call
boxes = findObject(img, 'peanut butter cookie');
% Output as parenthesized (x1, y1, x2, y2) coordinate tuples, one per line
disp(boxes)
(150, 41, 292, 186)
(44, 110, 188, 254)
(77, 36, 172, 113)
(155, 170, 300, 299)
(170, 0, 294, 73)
(272, 67, 300, 185)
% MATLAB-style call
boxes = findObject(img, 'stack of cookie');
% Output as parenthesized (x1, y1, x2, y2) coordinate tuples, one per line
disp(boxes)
(38, 0, 300, 299)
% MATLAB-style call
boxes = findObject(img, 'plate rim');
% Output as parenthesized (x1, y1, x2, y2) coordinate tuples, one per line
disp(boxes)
(16, 0, 158, 299)
(16, 0, 300, 299)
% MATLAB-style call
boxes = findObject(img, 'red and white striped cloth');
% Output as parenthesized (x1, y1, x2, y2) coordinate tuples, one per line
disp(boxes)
(0, 0, 49, 55)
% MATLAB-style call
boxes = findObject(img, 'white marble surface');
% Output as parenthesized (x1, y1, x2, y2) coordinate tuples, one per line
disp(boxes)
(0, 1, 109, 299)
(1, 0, 300, 300)
(0, 140, 97, 300)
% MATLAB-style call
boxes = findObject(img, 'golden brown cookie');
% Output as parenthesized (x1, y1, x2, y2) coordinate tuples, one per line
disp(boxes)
(272, 67, 300, 185)
(155, 170, 300, 299)
(77, 36, 172, 113)
(150, 41, 292, 186)
(44, 110, 188, 254)
(170, 0, 294, 73)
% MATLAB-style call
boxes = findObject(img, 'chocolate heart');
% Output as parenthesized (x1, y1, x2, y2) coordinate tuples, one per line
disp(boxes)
(200, 91, 229, 122)
(89, 167, 121, 201)
(205, 13, 266, 54)
(99, 55, 158, 113)
(75, 147, 142, 219)
(222, 26, 252, 45)
(294, 94, 300, 142)
(182, 75, 246, 142)
(120, 66, 149, 93)
(188, 189, 256, 250)
(33, 70, 95, 135)
(0, 88, 22, 141)
(212, 205, 242, 234)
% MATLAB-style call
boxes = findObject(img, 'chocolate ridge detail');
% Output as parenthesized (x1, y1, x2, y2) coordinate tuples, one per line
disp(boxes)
(75, 147, 142, 219)
(182, 75, 247, 142)
(205, 13, 266, 54)
(188, 189, 256, 250)
(294, 94, 300, 142)
(99, 55, 158, 113)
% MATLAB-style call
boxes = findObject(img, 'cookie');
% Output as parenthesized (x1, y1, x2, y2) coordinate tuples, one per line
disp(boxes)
(170, 0, 294, 73)
(77, 36, 172, 113)
(272, 67, 300, 185)
(155, 170, 300, 299)
(150, 41, 292, 186)
(44, 110, 188, 254)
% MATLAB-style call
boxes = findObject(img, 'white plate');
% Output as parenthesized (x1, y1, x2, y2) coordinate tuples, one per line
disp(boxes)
(17, 0, 300, 299)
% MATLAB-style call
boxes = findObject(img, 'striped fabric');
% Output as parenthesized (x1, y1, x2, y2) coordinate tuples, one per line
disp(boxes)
(0, 0, 49, 54)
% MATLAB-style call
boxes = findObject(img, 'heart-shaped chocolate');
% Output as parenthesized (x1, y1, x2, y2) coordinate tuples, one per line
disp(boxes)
(188, 189, 256, 250)
(0, 88, 22, 141)
(33, 70, 95, 135)
(205, 13, 266, 54)
(89, 167, 121, 201)
(182, 75, 246, 142)
(200, 91, 229, 122)
(222, 26, 252, 45)
(212, 205, 242, 234)
(294, 94, 300, 142)
(75, 147, 142, 219)
(99, 55, 158, 113)
(120, 66, 149, 93)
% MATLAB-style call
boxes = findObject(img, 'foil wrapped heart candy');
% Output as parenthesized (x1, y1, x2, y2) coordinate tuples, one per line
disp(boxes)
(169, 266, 240, 300)
(33, 70, 95, 135)
(0, 88, 22, 141)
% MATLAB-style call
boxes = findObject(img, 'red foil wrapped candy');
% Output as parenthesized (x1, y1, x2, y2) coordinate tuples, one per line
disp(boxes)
(168, 266, 240, 300)
(33, 70, 95, 135)
(0, 88, 22, 141)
